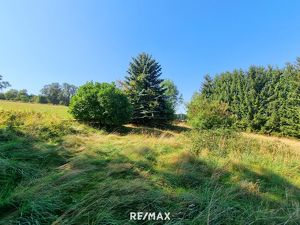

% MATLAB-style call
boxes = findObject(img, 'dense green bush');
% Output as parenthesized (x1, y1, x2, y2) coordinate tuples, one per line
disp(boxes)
(69, 82, 132, 127)
(187, 94, 233, 129)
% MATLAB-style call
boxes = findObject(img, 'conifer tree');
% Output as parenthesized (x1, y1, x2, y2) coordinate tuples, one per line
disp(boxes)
(201, 74, 214, 98)
(188, 57, 300, 137)
(124, 53, 174, 126)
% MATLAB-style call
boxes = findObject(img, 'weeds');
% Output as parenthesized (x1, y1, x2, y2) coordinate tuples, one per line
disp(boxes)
(0, 110, 299, 224)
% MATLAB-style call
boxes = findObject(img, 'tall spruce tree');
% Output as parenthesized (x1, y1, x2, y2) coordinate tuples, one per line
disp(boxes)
(124, 53, 174, 125)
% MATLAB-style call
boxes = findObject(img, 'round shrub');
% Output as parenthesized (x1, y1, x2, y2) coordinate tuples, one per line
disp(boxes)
(69, 82, 132, 127)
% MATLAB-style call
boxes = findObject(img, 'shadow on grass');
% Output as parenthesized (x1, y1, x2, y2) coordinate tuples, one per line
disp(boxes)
(1, 127, 299, 224)
(0, 127, 74, 220)
(59, 147, 300, 224)
(231, 163, 300, 203)
(103, 124, 191, 137)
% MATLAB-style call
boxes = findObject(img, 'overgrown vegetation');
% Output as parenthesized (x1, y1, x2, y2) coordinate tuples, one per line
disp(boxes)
(1, 55, 299, 224)
(0, 110, 78, 141)
(188, 59, 300, 137)
(187, 95, 233, 129)
(0, 105, 299, 224)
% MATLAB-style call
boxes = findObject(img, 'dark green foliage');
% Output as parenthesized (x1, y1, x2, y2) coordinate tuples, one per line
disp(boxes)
(34, 95, 49, 104)
(124, 53, 174, 126)
(69, 82, 132, 127)
(201, 74, 214, 98)
(175, 113, 187, 121)
(187, 94, 233, 129)
(0, 93, 5, 99)
(189, 59, 300, 137)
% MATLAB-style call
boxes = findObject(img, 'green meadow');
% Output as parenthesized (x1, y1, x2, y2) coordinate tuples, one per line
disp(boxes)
(0, 101, 299, 224)
(0, 100, 70, 119)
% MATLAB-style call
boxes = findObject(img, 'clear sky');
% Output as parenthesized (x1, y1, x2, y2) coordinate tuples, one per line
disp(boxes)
(1, 0, 300, 112)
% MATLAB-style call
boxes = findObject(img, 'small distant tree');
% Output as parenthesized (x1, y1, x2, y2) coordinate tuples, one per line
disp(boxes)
(41, 83, 62, 104)
(124, 53, 174, 126)
(69, 82, 132, 127)
(5, 89, 18, 100)
(40, 82, 77, 105)
(17, 89, 30, 102)
(60, 83, 78, 105)
(0, 75, 10, 91)
(161, 79, 183, 111)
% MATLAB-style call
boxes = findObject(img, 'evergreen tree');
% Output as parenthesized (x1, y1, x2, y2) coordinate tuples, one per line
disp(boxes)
(190, 58, 300, 137)
(124, 53, 174, 126)
(201, 74, 214, 98)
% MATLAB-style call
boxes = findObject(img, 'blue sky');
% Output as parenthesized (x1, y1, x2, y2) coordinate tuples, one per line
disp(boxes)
(1, 0, 300, 112)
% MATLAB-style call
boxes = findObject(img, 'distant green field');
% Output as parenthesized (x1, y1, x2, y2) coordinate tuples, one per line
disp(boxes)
(0, 100, 71, 119)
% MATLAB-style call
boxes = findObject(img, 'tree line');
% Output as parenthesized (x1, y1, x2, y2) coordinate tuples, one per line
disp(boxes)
(0, 81, 78, 106)
(1, 53, 183, 127)
(2, 54, 299, 136)
(188, 58, 300, 137)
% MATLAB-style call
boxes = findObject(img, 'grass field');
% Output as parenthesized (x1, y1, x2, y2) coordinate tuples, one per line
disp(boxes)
(0, 100, 70, 119)
(0, 101, 300, 224)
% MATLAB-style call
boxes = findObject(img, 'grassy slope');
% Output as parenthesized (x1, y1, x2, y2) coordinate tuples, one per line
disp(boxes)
(0, 100, 70, 119)
(243, 132, 300, 155)
(0, 101, 299, 224)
